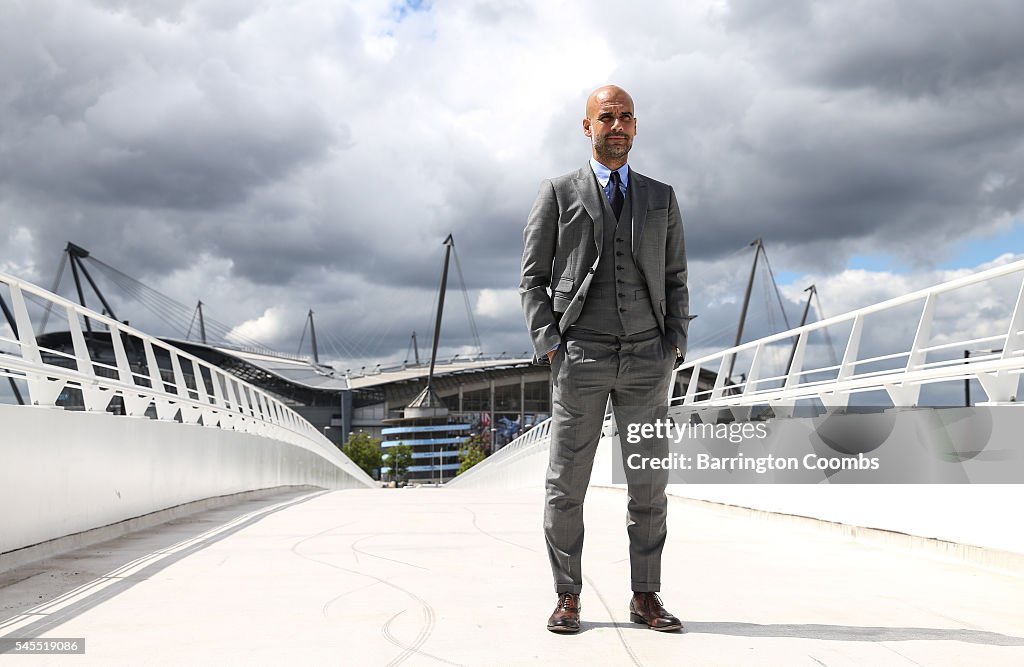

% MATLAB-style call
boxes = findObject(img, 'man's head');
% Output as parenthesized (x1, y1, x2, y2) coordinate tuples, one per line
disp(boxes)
(583, 85, 636, 169)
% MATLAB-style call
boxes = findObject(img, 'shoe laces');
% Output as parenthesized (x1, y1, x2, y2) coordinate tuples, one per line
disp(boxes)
(559, 593, 576, 609)
(636, 592, 663, 608)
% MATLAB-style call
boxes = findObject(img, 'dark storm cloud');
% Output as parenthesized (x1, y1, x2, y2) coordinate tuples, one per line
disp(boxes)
(2, 0, 1023, 367)
(0, 18, 340, 212)
(729, 1, 1024, 98)
(686, 0, 1024, 266)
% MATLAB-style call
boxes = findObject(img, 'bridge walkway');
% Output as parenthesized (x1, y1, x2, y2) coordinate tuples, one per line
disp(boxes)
(1, 486, 1023, 666)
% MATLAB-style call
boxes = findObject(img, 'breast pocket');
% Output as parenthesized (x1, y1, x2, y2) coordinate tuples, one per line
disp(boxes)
(552, 276, 574, 313)
(646, 208, 669, 226)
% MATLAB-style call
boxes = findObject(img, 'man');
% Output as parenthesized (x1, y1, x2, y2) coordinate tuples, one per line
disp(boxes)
(520, 85, 690, 633)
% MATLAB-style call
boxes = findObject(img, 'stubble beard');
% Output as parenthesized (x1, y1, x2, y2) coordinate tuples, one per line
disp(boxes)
(594, 133, 632, 162)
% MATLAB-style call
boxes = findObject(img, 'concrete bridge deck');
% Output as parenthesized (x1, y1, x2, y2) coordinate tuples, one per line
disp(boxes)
(2, 486, 1023, 666)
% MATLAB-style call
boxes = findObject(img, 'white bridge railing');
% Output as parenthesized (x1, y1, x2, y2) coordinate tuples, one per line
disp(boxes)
(672, 257, 1024, 417)
(450, 257, 1024, 487)
(445, 417, 554, 487)
(0, 271, 373, 486)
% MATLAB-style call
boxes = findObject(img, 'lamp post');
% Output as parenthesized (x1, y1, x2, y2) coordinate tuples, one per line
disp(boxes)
(963, 348, 1003, 406)
(964, 350, 971, 407)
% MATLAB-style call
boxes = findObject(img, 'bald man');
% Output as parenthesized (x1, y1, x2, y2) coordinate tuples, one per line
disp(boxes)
(520, 85, 689, 633)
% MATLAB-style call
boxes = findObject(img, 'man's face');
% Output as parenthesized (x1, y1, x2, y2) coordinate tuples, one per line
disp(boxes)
(583, 88, 636, 164)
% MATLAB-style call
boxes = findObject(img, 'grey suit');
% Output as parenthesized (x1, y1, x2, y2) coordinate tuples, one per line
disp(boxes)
(520, 164, 690, 594)
(521, 166, 690, 360)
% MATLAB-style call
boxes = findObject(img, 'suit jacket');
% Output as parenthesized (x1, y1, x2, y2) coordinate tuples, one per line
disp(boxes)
(520, 164, 691, 363)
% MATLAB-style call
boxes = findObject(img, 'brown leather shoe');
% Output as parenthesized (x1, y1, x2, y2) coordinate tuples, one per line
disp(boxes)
(547, 592, 581, 633)
(629, 592, 682, 632)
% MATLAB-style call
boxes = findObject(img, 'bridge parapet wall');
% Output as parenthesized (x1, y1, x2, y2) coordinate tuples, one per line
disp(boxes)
(0, 404, 368, 558)
(0, 272, 374, 561)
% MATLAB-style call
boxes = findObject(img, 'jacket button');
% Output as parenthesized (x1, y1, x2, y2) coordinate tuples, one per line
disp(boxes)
(619, 308, 626, 313)
(616, 251, 624, 257)
(617, 293, 625, 298)
(616, 265, 624, 270)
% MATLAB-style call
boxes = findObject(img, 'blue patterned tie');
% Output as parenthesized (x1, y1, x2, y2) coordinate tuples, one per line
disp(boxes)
(609, 170, 624, 218)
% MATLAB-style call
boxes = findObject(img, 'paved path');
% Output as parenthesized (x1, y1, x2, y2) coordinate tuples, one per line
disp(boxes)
(1, 486, 1023, 666)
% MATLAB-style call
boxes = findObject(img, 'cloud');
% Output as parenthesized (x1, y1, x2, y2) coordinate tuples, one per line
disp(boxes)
(475, 288, 518, 319)
(1, 0, 1022, 371)
(227, 306, 287, 345)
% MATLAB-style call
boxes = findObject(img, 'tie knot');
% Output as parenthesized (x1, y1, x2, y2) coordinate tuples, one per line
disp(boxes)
(609, 170, 621, 186)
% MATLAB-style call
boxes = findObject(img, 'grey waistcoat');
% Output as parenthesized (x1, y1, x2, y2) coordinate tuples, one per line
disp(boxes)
(573, 178, 659, 336)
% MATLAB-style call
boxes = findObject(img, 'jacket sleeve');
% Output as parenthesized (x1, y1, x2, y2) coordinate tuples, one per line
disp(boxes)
(663, 186, 691, 359)
(520, 179, 561, 361)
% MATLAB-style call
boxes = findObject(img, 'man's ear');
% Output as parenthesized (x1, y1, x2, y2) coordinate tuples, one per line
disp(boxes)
(582, 118, 592, 138)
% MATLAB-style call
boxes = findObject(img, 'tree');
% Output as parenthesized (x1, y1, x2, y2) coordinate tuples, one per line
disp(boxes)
(457, 445, 486, 475)
(343, 431, 382, 478)
(385, 443, 413, 483)
(457, 434, 488, 475)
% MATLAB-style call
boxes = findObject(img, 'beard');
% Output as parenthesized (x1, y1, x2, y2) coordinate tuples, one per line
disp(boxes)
(593, 133, 632, 161)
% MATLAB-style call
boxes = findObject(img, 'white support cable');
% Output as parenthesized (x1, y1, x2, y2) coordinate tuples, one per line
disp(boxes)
(813, 289, 840, 367)
(759, 244, 792, 330)
(320, 326, 361, 362)
(39, 250, 68, 334)
(87, 257, 282, 354)
(451, 246, 483, 354)
(351, 316, 397, 361)
(296, 313, 309, 357)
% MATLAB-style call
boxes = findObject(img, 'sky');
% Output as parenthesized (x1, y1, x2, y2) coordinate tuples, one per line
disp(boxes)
(1, 0, 1023, 377)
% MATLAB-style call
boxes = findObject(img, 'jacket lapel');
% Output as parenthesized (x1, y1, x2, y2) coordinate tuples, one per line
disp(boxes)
(572, 166, 604, 253)
(630, 170, 649, 258)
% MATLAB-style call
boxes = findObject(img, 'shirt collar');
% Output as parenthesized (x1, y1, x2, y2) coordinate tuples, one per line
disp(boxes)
(589, 159, 629, 189)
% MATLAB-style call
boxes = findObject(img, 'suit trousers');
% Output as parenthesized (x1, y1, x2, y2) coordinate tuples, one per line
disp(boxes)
(544, 328, 673, 594)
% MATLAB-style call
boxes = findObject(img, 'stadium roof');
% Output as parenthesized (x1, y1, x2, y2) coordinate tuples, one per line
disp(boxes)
(345, 357, 535, 390)
(206, 345, 350, 392)
(169, 340, 534, 394)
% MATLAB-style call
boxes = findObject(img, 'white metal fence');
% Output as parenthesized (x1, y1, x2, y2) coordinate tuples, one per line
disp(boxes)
(450, 257, 1024, 487)
(671, 257, 1024, 418)
(0, 271, 374, 487)
(445, 415, 554, 488)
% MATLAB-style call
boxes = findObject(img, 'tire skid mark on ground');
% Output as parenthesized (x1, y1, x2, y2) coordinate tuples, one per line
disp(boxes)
(462, 506, 534, 553)
(382, 609, 465, 666)
(462, 502, 644, 664)
(351, 534, 431, 571)
(877, 641, 926, 666)
(321, 576, 396, 617)
(381, 606, 460, 667)
(288, 522, 443, 666)
(584, 574, 644, 667)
